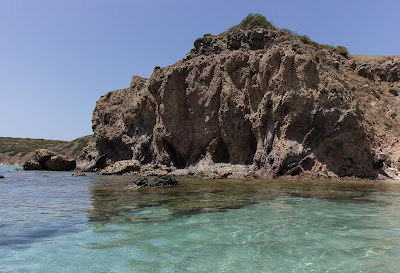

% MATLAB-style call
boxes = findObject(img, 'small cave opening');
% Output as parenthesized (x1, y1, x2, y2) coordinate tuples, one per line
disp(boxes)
(98, 139, 133, 162)
(210, 138, 230, 163)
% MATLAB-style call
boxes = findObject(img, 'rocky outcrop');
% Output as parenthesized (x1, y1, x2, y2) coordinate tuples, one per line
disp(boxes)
(91, 23, 400, 180)
(23, 159, 42, 170)
(43, 155, 76, 171)
(77, 154, 107, 172)
(129, 175, 180, 188)
(357, 58, 399, 82)
(99, 159, 141, 175)
(34, 149, 58, 165)
(23, 149, 76, 171)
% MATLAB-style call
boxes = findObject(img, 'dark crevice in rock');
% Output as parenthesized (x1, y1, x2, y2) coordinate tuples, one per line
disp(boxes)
(97, 139, 133, 162)
(163, 139, 185, 168)
(210, 138, 230, 163)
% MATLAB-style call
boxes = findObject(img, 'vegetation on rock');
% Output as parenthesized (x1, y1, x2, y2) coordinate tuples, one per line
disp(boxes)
(190, 13, 350, 61)
(235, 13, 274, 29)
(223, 13, 275, 34)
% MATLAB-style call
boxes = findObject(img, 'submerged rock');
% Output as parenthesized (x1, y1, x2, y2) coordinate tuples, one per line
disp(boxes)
(72, 171, 86, 176)
(7, 168, 24, 172)
(100, 160, 141, 175)
(129, 175, 180, 188)
(0, 175, 4, 178)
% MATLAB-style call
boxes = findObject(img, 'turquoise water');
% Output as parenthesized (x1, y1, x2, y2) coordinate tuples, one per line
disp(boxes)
(1, 166, 400, 272)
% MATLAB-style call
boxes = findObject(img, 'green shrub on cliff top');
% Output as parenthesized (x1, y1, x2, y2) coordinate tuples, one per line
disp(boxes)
(239, 13, 273, 29)
(335, 46, 349, 57)
(223, 13, 275, 34)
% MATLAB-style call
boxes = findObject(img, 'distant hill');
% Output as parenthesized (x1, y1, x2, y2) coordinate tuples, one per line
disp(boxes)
(0, 135, 93, 165)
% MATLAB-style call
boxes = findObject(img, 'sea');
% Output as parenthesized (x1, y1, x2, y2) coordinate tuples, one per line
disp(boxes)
(1, 165, 400, 272)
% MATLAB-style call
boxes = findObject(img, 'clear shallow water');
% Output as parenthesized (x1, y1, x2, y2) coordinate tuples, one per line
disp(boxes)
(1, 166, 400, 272)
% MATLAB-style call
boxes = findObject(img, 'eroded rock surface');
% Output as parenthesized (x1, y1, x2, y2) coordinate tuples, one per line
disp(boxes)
(23, 159, 43, 170)
(129, 175, 180, 188)
(91, 28, 400, 179)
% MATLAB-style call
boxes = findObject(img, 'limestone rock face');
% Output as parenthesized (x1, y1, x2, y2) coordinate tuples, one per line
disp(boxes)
(92, 31, 400, 179)
(44, 155, 76, 171)
(99, 159, 141, 175)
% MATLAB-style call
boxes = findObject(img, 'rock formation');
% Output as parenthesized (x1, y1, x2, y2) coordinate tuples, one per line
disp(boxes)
(23, 149, 76, 171)
(99, 159, 140, 175)
(23, 159, 42, 170)
(43, 154, 76, 171)
(129, 175, 180, 188)
(91, 15, 400, 179)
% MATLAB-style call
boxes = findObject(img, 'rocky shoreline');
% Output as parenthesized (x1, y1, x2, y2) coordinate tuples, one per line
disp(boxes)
(7, 148, 400, 181)
(89, 156, 398, 181)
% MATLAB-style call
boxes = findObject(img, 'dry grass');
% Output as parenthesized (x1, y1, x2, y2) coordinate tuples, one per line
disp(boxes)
(350, 55, 400, 62)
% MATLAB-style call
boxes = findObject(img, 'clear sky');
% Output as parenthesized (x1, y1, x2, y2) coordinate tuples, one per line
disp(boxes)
(1, 0, 399, 141)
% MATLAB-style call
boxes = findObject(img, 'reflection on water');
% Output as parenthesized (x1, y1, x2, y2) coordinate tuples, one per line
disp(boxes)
(88, 176, 396, 224)
(1, 166, 400, 272)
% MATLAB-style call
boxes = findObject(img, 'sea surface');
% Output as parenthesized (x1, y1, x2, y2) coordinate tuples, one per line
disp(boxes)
(1, 166, 400, 272)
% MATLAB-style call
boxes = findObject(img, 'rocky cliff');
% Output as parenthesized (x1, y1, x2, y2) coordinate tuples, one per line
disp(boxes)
(91, 15, 400, 179)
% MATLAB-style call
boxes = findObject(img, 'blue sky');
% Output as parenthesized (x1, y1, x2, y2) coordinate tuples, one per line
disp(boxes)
(1, 0, 399, 141)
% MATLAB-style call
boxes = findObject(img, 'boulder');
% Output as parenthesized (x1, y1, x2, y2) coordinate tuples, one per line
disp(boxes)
(23, 159, 43, 170)
(129, 175, 180, 188)
(23, 149, 77, 171)
(34, 149, 58, 165)
(0, 175, 4, 178)
(356, 64, 374, 80)
(89, 154, 107, 171)
(99, 160, 141, 175)
(44, 155, 76, 171)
